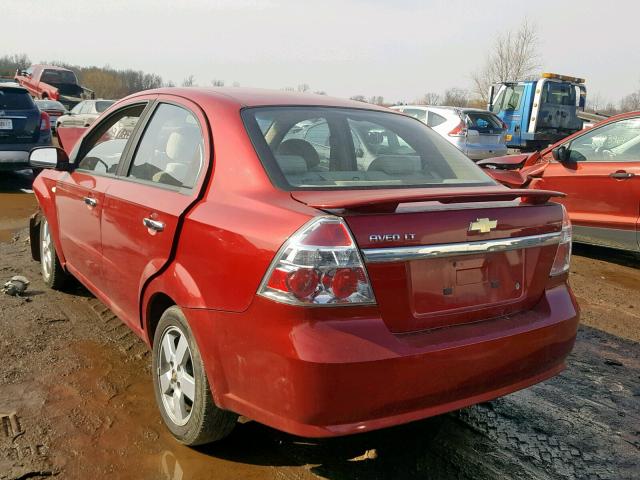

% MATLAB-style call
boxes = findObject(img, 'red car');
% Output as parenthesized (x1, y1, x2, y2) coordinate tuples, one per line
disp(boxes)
(479, 111, 640, 253)
(28, 88, 578, 445)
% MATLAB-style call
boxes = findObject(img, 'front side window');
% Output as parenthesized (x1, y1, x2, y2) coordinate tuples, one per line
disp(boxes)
(128, 103, 204, 189)
(75, 104, 144, 174)
(243, 107, 494, 189)
(568, 117, 640, 162)
(501, 85, 524, 111)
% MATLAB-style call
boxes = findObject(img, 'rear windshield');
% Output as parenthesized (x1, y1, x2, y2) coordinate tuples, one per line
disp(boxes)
(0, 88, 35, 109)
(465, 112, 504, 133)
(36, 100, 65, 110)
(96, 100, 114, 113)
(542, 82, 576, 106)
(41, 69, 78, 85)
(242, 107, 494, 190)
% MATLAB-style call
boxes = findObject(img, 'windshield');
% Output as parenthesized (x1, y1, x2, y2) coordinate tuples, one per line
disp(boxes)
(242, 107, 494, 190)
(96, 100, 114, 113)
(41, 69, 78, 85)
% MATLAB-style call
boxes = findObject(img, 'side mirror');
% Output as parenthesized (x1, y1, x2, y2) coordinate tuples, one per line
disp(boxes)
(552, 145, 570, 162)
(29, 147, 71, 171)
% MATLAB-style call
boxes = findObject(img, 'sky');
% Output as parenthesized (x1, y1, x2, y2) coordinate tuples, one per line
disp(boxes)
(3, 0, 639, 104)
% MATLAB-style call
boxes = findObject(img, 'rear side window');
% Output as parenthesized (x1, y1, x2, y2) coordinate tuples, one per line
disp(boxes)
(403, 108, 427, 122)
(128, 103, 204, 189)
(243, 107, 493, 190)
(466, 112, 503, 132)
(0, 89, 34, 109)
(427, 111, 447, 127)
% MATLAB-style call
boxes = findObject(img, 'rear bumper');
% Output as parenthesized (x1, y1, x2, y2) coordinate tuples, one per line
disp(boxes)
(0, 139, 51, 170)
(186, 283, 579, 437)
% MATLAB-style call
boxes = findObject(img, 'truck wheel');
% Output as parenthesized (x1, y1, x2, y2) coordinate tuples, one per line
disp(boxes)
(40, 216, 68, 290)
(152, 306, 237, 445)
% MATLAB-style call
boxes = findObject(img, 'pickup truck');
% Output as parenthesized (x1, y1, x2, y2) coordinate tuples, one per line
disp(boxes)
(15, 65, 94, 110)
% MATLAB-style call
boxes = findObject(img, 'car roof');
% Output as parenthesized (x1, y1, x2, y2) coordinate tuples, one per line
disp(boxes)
(34, 64, 74, 71)
(129, 87, 393, 112)
(0, 82, 27, 90)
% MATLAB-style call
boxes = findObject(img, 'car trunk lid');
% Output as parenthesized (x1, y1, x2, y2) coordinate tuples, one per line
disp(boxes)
(292, 188, 564, 333)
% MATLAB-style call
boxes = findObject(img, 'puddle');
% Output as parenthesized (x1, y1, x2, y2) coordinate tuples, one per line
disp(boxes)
(0, 171, 37, 242)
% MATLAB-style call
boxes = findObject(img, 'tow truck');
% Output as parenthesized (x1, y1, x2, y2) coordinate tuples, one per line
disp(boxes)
(14, 64, 94, 110)
(488, 73, 587, 151)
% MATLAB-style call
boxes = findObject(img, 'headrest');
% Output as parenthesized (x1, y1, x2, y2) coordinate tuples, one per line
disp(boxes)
(367, 155, 422, 175)
(166, 129, 200, 161)
(277, 139, 320, 169)
(275, 154, 308, 174)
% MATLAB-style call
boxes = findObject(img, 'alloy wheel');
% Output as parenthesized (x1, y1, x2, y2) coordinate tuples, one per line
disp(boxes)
(41, 219, 53, 281)
(157, 326, 196, 426)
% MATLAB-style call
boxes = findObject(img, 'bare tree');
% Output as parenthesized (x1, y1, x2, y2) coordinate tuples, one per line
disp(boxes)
(211, 79, 225, 87)
(368, 95, 384, 105)
(442, 88, 470, 107)
(471, 19, 541, 104)
(417, 92, 441, 105)
(620, 90, 640, 112)
(181, 75, 196, 87)
(297, 83, 310, 93)
(314, 90, 327, 95)
(232, 81, 241, 87)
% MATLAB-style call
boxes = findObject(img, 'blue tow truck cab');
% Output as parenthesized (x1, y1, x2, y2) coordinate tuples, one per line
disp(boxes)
(488, 73, 587, 151)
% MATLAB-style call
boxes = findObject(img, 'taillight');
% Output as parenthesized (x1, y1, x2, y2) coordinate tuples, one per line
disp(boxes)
(40, 111, 51, 131)
(258, 216, 376, 306)
(550, 205, 572, 276)
(448, 120, 467, 137)
(500, 119, 508, 131)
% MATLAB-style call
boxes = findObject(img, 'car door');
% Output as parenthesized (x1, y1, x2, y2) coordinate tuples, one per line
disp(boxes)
(55, 102, 148, 292)
(535, 116, 640, 250)
(100, 98, 209, 328)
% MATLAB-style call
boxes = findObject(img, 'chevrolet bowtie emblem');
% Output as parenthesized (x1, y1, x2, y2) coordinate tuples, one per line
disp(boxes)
(469, 218, 498, 233)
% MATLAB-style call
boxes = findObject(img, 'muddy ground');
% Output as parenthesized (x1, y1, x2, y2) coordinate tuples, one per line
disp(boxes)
(0, 171, 639, 480)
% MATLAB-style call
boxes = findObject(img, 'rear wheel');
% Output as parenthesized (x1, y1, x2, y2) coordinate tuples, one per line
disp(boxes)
(152, 306, 237, 445)
(40, 216, 68, 290)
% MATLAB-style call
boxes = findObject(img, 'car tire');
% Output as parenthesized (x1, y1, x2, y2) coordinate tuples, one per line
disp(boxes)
(39, 216, 68, 290)
(152, 306, 237, 445)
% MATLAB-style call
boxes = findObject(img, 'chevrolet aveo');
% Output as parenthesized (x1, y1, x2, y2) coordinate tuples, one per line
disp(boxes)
(28, 88, 579, 445)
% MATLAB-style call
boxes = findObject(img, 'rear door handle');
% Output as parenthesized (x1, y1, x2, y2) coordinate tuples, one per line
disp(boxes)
(83, 196, 97, 207)
(609, 171, 635, 179)
(143, 217, 165, 233)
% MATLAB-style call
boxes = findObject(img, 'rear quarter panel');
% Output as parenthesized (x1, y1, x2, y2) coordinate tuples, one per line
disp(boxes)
(31, 171, 68, 266)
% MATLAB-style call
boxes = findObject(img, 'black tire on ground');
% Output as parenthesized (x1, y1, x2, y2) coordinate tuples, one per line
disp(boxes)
(39, 216, 69, 290)
(152, 306, 237, 445)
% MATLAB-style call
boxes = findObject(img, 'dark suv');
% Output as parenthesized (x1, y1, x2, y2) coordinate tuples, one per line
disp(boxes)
(0, 82, 52, 173)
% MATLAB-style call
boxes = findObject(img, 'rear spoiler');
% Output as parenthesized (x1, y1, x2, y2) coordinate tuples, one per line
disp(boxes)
(292, 188, 565, 213)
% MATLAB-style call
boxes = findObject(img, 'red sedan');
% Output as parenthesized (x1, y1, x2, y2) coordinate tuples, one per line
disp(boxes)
(28, 88, 578, 445)
(479, 111, 640, 252)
